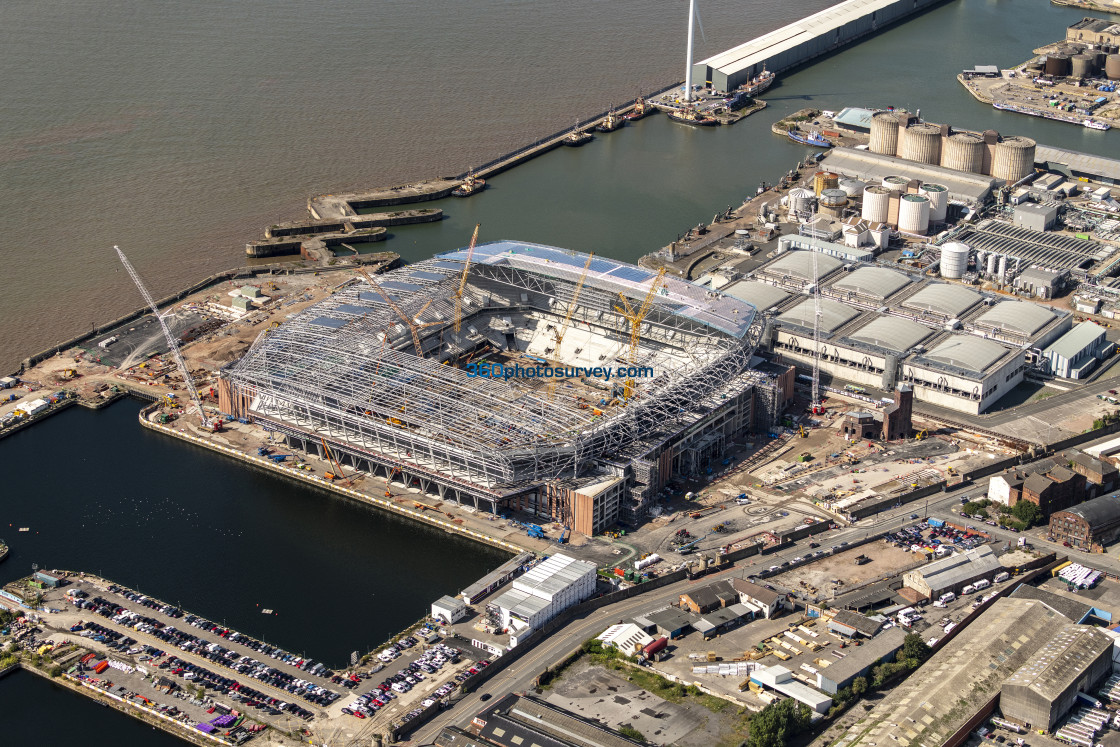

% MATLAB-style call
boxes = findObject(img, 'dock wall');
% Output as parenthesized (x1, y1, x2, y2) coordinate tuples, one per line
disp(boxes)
(693, 0, 954, 91)
(136, 406, 527, 556)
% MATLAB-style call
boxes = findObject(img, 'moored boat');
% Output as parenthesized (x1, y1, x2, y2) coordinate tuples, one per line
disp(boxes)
(737, 69, 775, 97)
(1084, 119, 1111, 131)
(624, 95, 656, 121)
(563, 127, 593, 146)
(787, 129, 832, 148)
(596, 108, 623, 132)
(667, 107, 719, 127)
(451, 170, 486, 198)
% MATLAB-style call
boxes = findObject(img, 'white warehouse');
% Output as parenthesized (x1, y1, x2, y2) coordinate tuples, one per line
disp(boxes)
(492, 554, 597, 639)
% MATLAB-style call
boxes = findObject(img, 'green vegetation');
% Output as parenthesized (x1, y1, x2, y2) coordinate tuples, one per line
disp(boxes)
(1093, 410, 1120, 430)
(618, 725, 646, 742)
(962, 500, 988, 519)
(1011, 500, 1042, 528)
(48, 664, 61, 677)
(0, 653, 19, 670)
(746, 698, 811, 747)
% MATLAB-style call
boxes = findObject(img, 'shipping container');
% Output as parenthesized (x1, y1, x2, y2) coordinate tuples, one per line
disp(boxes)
(94, 660, 109, 674)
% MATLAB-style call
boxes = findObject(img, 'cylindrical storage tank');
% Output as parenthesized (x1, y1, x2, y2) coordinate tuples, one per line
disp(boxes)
(1026, 58, 1044, 72)
(898, 194, 930, 235)
(788, 187, 814, 214)
(919, 183, 949, 222)
(976, 249, 987, 269)
(898, 123, 942, 164)
(940, 242, 969, 279)
(812, 171, 840, 195)
(862, 186, 891, 223)
(818, 188, 847, 218)
(1045, 53, 1070, 76)
(869, 111, 901, 156)
(992, 136, 1036, 182)
(1071, 54, 1096, 79)
(1107, 54, 1120, 80)
(987, 253, 997, 275)
(882, 175, 910, 193)
(839, 178, 865, 197)
(941, 132, 985, 173)
(998, 254, 1007, 281)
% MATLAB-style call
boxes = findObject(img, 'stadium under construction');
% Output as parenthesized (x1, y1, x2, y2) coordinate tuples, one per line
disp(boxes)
(218, 241, 788, 534)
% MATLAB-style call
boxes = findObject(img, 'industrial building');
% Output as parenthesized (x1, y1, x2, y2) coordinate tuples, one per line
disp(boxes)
(1066, 17, 1120, 47)
(1013, 202, 1059, 232)
(632, 606, 697, 639)
(815, 627, 906, 695)
(902, 546, 1002, 601)
(460, 552, 535, 604)
(1043, 321, 1110, 379)
(1049, 495, 1120, 553)
(431, 595, 468, 624)
(463, 694, 645, 747)
(749, 665, 833, 713)
(827, 598, 1080, 747)
(827, 608, 883, 638)
(819, 147, 1005, 207)
(222, 241, 772, 533)
(490, 553, 596, 641)
(1000, 624, 1113, 731)
(691, 0, 950, 92)
(595, 623, 654, 655)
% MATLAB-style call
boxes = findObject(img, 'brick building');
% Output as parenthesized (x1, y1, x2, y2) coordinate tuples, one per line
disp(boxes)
(882, 384, 913, 441)
(1021, 465, 1086, 517)
(1049, 495, 1120, 553)
(1069, 452, 1119, 498)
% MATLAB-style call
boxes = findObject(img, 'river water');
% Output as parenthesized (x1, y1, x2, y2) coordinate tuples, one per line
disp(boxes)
(2, 0, 1119, 738)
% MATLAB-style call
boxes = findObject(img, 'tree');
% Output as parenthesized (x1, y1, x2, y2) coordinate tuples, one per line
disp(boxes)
(851, 676, 868, 696)
(619, 725, 646, 742)
(747, 698, 811, 747)
(901, 633, 931, 667)
(1012, 500, 1043, 528)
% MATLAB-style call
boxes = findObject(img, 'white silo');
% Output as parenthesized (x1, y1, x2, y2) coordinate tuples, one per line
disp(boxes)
(882, 175, 910, 193)
(976, 249, 987, 270)
(839, 179, 866, 198)
(862, 186, 891, 223)
(788, 187, 815, 215)
(919, 183, 949, 222)
(940, 242, 970, 279)
(986, 253, 997, 276)
(898, 194, 931, 235)
(998, 254, 1007, 281)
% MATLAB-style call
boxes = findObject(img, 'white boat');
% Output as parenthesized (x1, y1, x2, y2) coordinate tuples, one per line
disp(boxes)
(1084, 119, 1111, 131)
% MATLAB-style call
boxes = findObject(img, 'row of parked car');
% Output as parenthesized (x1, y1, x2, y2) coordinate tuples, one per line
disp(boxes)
(108, 584, 185, 618)
(158, 654, 314, 721)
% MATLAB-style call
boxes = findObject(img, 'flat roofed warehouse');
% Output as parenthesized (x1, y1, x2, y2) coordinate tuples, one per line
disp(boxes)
(222, 241, 765, 530)
(818, 147, 1003, 205)
(899, 282, 983, 320)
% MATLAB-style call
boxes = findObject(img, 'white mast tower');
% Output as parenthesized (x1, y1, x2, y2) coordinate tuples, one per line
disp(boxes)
(684, 0, 696, 102)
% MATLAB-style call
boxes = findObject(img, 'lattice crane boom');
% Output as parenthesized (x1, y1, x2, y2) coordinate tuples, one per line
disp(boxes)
(454, 223, 480, 333)
(553, 252, 594, 351)
(354, 265, 426, 356)
(616, 268, 666, 364)
(114, 246, 211, 427)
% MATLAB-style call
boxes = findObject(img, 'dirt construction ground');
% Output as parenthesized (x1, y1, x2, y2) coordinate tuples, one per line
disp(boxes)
(773, 542, 920, 600)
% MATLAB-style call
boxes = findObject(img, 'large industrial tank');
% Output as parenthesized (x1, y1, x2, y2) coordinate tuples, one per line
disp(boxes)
(986, 253, 997, 275)
(1045, 53, 1071, 77)
(788, 187, 815, 215)
(940, 242, 970, 279)
(818, 188, 848, 218)
(869, 111, 901, 156)
(839, 178, 866, 198)
(1107, 54, 1120, 80)
(919, 183, 949, 222)
(992, 136, 1036, 182)
(898, 123, 942, 165)
(941, 132, 985, 173)
(998, 254, 1008, 281)
(1071, 54, 1096, 79)
(898, 194, 931, 235)
(882, 175, 910, 193)
(862, 185, 891, 223)
(813, 171, 840, 196)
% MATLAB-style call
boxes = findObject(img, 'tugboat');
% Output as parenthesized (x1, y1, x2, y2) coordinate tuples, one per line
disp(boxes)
(787, 129, 832, 148)
(452, 169, 486, 198)
(596, 108, 623, 132)
(624, 95, 655, 121)
(666, 106, 719, 127)
(563, 125, 593, 146)
(738, 68, 775, 97)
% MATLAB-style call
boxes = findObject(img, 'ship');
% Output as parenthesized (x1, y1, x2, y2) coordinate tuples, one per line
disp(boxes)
(1084, 119, 1111, 131)
(624, 95, 656, 121)
(563, 126, 593, 146)
(452, 170, 486, 197)
(666, 107, 719, 127)
(737, 69, 775, 97)
(787, 129, 832, 148)
(596, 108, 623, 132)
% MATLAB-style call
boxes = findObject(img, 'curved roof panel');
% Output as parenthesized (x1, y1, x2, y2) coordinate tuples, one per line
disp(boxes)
(763, 251, 843, 282)
(902, 284, 982, 318)
(923, 336, 1009, 373)
(830, 267, 911, 300)
(721, 280, 791, 311)
(847, 316, 933, 354)
(778, 298, 860, 334)
(975, 301, 1057, 337)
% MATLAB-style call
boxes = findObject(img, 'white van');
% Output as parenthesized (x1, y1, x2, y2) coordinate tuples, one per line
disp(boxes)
(961, 584, 976, 595)
(994, 571, 1010, 583)
(973, 579, 991, 591)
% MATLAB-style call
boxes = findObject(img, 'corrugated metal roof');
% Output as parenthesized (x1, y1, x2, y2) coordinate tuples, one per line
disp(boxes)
(922, 335, 1010, 374)
(975, 301, 1058, 337)
(1036, 144, 1120, 182)
(778, 299, 860, 334)
(902, 283, 982, 318)
(847, 316, 933, 354)
(1044, 321, 1105, 361)
(819, 147, 1001, 204)
(913, 546, 1002, 591)
(834, 107, 876, 129)
(1003, 625, 1112, 701)
(1058, 494, 1120, 527)
(830, 267, 911, 300)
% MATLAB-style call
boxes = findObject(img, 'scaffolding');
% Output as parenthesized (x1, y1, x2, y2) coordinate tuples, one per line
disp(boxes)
(228, 242, 763, 497)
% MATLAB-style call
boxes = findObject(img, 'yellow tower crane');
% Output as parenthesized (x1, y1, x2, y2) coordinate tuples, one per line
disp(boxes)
(613, 267, 666, 399)
(354, 265, 440, 357)
(552, 252, 594, 355)
(454, 223, 481, 333)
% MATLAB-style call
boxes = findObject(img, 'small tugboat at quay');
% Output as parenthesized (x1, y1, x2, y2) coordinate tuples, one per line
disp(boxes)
(563, 125, 593, 146)
(667, 106, 719, 127)
(452, 169, 486, 197)
(596, 108, 623, 132)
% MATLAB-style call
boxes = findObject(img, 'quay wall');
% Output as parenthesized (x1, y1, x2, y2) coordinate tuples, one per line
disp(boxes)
(136, 406, 528, 557)
(693, 0, 953, 91)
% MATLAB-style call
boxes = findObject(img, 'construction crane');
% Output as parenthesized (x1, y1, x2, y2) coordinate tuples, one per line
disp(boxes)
(810, 250, 824, 415)
(454, 223, 480, 333)
(553, 252, 594, 353)
(614, 268, 667, 398)
(115, 246, 211, 429)
(320, 437, 351, 486)
(354, 265, 434, 357)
